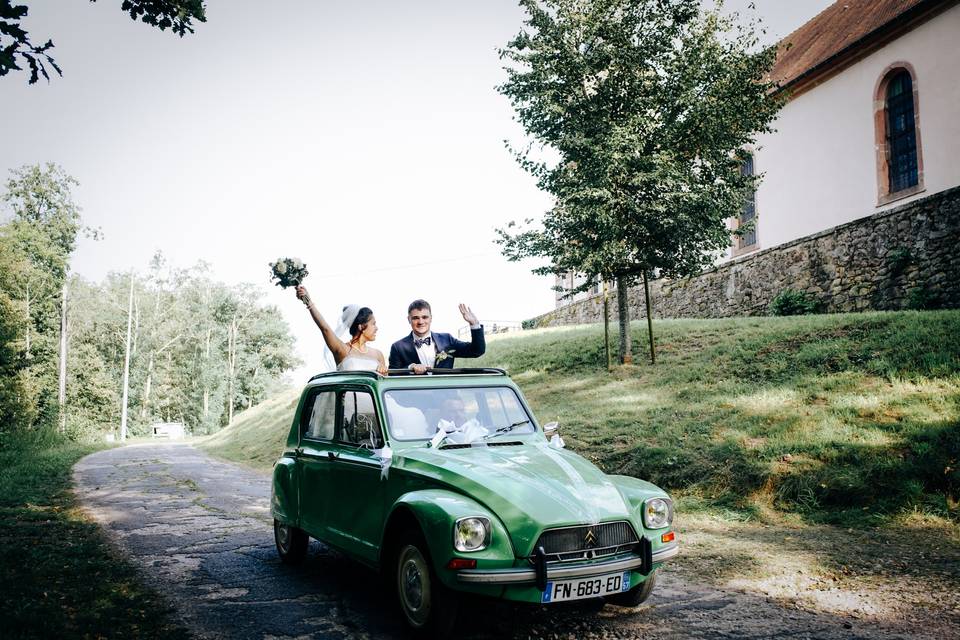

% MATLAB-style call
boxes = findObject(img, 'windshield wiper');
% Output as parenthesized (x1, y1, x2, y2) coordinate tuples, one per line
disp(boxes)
(481, 419, 531, 441)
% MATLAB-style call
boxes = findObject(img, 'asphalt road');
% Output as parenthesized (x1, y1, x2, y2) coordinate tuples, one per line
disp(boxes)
(74, 443, 922, 640)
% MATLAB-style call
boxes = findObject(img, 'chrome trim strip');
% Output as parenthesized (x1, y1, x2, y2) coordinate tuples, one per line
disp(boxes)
(457, 542, 679, 585)
(458, 556, 641, 584)
(652, 542, 679, 563)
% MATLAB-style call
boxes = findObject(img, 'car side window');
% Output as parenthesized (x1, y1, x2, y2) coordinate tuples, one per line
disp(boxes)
(303, 389, 336, 440)
(339, 390, 383, 449)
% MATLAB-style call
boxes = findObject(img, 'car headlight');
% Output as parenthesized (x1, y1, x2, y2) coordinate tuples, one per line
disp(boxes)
(453, 516, 491, 552)
(643, 498, 673, 529)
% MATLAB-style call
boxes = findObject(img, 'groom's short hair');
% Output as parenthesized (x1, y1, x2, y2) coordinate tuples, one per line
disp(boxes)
(408, 299, 431, 314)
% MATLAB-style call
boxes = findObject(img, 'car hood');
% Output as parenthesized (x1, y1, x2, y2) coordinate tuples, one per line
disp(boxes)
(397, 442, 636, 556)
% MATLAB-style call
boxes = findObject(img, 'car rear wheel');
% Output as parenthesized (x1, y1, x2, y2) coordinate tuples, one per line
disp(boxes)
(605, 570, 656, 607)
(394, 529, 458, 638)
(274, 519, 308, 565)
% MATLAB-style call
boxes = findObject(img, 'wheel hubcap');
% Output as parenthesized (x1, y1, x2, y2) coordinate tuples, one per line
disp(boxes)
(276, 523, 290, 552)
(398, 545, 431, 627)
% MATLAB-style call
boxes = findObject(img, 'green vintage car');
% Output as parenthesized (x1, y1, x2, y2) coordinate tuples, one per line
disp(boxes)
(271, 368, 677, 637)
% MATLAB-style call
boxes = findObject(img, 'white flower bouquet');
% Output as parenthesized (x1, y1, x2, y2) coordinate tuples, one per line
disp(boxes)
(269, 257, 309, 288)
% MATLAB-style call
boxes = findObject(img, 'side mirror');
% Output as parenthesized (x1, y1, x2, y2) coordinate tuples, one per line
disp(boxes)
(543, 421, 559, 437)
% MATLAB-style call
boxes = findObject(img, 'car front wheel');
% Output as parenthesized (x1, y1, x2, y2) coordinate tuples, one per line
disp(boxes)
(395, 530, 458, 638)
(606, 570, 656, 607)
(274, 519, 308, 565)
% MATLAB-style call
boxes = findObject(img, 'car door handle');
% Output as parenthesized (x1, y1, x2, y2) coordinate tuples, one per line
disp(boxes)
(294, 447, 303, 456)
(327, 451, 339, 461)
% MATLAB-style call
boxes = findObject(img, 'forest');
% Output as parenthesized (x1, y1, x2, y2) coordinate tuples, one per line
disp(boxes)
(0, 163, 299, 440)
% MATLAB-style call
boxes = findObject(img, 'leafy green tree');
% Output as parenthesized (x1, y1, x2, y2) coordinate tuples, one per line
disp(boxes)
(1, 0, 207, 84)
(0, 163, 81, 430)
(63, 261, 298, 438)
(234, 304, 301, 412)
(497, 0, 783, 363)
(0, 285, 32, 431)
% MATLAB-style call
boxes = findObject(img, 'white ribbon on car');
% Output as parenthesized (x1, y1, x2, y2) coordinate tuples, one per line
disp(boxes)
(375, 445, 393, 480)
(430, 419, 457, 449)
(429, 418, 488, 448)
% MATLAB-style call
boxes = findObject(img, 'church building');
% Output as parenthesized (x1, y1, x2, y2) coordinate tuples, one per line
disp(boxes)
(553, 0, 960, 313)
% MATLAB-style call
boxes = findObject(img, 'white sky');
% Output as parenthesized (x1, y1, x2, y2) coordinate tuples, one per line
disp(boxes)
(1, 0, 832, 382)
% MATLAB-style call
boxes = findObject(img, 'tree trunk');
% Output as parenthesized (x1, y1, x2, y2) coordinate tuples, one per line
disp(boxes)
(227, 318, 237, 425)
(57, 280, 68, 434)
(119, 272, 135, 442)
(132, 292, 140, 359)
(24, 281, 31, 359)
(602, 281, 611, 371)
(203, 326, 212, 421)
(140, 356, 153, 420)
(616, 275, 632, 364)
(643, 271, 656, 365)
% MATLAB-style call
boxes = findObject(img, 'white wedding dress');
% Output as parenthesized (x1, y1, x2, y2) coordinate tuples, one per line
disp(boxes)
(337, 352, 380, 372)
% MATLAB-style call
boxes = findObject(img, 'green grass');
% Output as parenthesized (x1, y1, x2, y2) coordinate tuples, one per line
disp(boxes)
(204, 311, 960, 528)
(0, 431, 190, 639)
(473, 311, 960, 527)
(198, 387, 300, 471)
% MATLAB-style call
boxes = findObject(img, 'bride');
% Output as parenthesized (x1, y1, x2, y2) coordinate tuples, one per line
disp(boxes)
(296, 285, 388, 374)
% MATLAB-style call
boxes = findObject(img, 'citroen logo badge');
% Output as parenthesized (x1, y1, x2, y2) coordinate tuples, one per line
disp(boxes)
(584, 529, 597, 548)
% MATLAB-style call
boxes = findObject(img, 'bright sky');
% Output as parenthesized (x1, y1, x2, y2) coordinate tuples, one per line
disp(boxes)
(1, 0, 832, 381)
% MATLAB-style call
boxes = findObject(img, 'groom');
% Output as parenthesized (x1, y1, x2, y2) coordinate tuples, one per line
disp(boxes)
(389, 299, 485, 372)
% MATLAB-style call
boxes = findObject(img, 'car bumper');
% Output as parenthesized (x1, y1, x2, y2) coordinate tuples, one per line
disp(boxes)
(457, 541, 679, 585)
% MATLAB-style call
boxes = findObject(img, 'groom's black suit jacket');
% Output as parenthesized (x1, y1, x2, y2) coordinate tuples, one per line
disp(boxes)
(388, 327, 485, 370)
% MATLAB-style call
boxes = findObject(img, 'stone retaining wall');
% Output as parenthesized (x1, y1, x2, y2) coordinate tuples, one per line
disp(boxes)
(527, 186, 960, 327)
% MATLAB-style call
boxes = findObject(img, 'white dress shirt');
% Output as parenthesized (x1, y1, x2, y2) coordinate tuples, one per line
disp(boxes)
(413, 333, 437, 368)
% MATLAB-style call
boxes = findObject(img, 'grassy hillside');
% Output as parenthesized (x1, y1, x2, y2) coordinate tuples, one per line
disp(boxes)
(474, 311, 960, 527)
(198, 387, 300, 471)
(204, 311, 959, 527)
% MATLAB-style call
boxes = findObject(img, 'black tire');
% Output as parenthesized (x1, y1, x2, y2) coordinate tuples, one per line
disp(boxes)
(394, 529, 458, 639)
(605, 570, 656, 607)
(274, 518, 308, 565)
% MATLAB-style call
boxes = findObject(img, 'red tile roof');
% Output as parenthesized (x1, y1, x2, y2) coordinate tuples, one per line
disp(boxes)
(770, 0, 953, 90)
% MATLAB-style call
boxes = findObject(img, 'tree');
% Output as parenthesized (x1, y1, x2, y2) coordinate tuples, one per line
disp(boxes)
(61, 276, 119, 437)
(496, 0, 783, 363)
(0, 0, 207, 84)
(62, 260, 299, 438)
(0, 163, 81, 430)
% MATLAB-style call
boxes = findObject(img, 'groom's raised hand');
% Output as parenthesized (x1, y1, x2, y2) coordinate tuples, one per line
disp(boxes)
(459, 304, 479, 327)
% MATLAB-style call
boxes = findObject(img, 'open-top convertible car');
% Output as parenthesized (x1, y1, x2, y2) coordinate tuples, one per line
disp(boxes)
(271, 368, 677, 637)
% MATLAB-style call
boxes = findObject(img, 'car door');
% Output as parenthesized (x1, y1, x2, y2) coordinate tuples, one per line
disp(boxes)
(323, 386, 387, 564)
(297, 386, 338, 538)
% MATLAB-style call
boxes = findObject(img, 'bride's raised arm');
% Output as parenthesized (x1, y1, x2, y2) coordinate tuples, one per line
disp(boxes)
(296, 285, 350, 364)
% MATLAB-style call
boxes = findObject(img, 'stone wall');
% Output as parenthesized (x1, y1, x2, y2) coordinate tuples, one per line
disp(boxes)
(527, 186, 960, 327)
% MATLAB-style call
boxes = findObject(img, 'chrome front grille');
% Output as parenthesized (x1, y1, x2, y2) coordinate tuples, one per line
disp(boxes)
(531, 521, 640, 563)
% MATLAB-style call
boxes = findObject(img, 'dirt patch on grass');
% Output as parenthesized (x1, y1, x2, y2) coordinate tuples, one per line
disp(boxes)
(671, 512, 960, 631)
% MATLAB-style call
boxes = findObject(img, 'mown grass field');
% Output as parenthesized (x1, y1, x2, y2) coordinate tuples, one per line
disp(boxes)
(206, 310, 959, 530)
(474, 310, 960, 528)
(0, 432, 189, 639)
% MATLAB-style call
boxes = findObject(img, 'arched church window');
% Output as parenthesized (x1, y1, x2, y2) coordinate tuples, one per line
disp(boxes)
(874, 64, 924, 204)
(886, 71, 918, 193)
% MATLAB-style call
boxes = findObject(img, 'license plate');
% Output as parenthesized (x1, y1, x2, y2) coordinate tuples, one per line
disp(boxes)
(541, 571, 630, 603)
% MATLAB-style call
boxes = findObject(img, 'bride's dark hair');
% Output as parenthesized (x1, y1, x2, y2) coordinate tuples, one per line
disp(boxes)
(349, 307, 374, 339)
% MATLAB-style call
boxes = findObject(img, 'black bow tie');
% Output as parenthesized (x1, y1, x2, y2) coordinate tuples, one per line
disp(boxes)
(414, 336, 432, 348)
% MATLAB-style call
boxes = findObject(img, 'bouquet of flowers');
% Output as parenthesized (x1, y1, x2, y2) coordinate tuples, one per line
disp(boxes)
(269, 257, 309, 289)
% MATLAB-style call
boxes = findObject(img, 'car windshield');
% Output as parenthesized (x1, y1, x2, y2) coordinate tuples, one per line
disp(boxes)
(383, 386, 535, 443)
